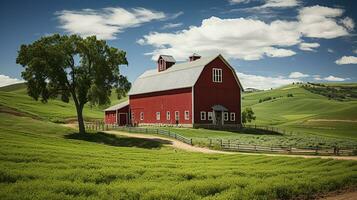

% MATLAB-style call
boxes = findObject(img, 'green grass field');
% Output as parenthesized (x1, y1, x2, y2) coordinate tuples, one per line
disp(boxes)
(0, 112, 356, 200)
(0, 83, 127, 122)
(243, 84, 357, 140)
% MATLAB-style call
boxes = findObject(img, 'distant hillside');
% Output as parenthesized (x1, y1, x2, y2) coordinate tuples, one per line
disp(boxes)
(243, 83, 357, 140)
(0, 83, 128, 122)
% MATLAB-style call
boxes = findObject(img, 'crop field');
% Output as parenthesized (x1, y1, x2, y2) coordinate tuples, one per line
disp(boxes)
(0, 113, 357, 200)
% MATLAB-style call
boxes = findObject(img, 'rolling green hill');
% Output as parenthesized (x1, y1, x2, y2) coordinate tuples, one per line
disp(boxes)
(0, 83, 128, 122)
(243, 83, 357, 140)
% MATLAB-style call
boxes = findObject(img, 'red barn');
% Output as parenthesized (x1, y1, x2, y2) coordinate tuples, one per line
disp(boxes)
(104, 54, 243, 128)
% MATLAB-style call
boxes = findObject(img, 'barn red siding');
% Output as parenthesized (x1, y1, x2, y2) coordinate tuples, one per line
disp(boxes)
(105, 111, 117, 124)
(194, 57, 242, 125)
(129, 88, 192, 125)
(104, 105, 130, 125)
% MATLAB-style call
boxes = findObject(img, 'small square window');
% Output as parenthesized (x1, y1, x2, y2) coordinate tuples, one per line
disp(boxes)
(224, 112, 229, 121)
(184, 111, 190, 120)
(156, 112, 160, 120)
(208, 112, 213, 120)
(230, 112, 236, 121)
(200, 111, 206, 120)
(140, 112, 144, 120)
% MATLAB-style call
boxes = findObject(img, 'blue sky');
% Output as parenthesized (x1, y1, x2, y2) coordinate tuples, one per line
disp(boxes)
(0, 0, 356, 89)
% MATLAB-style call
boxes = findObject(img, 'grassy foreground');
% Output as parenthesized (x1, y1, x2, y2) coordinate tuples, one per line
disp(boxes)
(1, 113, 357, 200)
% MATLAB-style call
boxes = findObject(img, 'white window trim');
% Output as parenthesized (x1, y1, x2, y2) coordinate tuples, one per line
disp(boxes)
(175, 111, 179, 120)
(224, 112, 229, 121)
(166, 111, 170, 120)
(140, 112, 144, 121)
(200, 111, 206, 120)
(212, 68, 222, 83)
(208, 112, 213, 121)
(156, 112, 160, 120)
(230, 112, 236, 121)
(184, 111, 190, 120)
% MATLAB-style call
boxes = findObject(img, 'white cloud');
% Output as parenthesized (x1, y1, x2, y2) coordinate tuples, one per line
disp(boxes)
(161, 23, 183, 29)
(139, 16, 300, 61)
(289, 72, 309, 78)
(324, 75, 346, 81)
(353, 49, 357, 54)
(0, 75, 23, 87)
(335, 56, 357, 65)
(56, 7, 166, 40)
(139, 6, 353, 61)
(237, 72, 300, 90)
(327, 48, 334, 53)
(299, 42, 320, 51)
(298, 6, 351, 39)
(340, 17, 355, 31)
(313, 75, 322, 80)
(229, 0, 251, 4)
(260, 0, 300, 9)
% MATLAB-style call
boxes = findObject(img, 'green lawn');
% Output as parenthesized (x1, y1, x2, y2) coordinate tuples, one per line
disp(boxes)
(0, 113, 357, 200)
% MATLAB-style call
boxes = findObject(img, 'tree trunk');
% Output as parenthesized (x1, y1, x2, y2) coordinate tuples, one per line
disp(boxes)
(75, 104, 86, 134)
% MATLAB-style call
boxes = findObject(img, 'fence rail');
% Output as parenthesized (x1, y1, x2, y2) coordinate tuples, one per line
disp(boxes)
(85, 122, 356, 156)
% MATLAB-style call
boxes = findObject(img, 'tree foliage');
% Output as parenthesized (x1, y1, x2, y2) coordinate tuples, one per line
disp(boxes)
(242, 107, 256, 124)
(16, 34, 130, 133)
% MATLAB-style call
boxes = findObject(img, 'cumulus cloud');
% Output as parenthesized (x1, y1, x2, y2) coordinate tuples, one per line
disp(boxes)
(139, 5, 353, 61)
(335, 56, 357, 65)
(298, 6, 351, 39)
(324, 75, 346, 81)
(229, 0, 251, 4)
(237, 72, 300, 90)
(289, 72, 309, 78)
(161, 23, 183, 29)
(327, 48, 334, 53)
(139, 16, 300, 61)
(260, 0, 301, 9)
(340, 17, 355, 31)
(56, 7, 166, 40)
(299, 42, 320, 51)
(313, 74, 347, 81)
(0, 75, 23, 87)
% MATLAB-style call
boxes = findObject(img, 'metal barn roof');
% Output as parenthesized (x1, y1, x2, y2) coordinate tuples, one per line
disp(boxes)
(128, 54, 243, 96)
(160, 55, 176, 63)
(104, 100, 129, 111)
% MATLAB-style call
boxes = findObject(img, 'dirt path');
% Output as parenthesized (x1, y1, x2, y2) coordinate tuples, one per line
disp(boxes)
(105, 130, 357, 160)
(320, 190, 357, 200)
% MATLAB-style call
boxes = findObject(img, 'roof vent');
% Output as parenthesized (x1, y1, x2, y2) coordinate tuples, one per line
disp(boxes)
(189, 53, 201, 62)
(157, 55, 176, 72)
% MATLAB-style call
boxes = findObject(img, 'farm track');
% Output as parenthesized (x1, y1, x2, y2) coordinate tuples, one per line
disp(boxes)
(103, 130, 357, 161)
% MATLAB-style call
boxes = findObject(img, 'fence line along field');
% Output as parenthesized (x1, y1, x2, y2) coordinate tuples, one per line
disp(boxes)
(1, 112, 357, 200)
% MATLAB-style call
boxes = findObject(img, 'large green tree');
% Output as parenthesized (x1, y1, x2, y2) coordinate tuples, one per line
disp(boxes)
(16, 34, 131, 134)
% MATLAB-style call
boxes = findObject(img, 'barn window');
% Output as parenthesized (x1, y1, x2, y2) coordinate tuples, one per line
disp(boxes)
(212, 68, 222, 83)
(184, 111, 190, 120)
(140, 112, 144, 120)
(156, 112, 160, 120)
(166, 111, 170, 120)
(200, 111, 206, 120)
(230, 112, 236, 121)
(208, 112, 213, 120)
(175, 111, 179, 120)
(224, 112, 229, 121)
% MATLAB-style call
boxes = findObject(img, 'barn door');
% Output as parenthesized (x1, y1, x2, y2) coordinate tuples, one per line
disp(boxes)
(118, 113, 127, 126)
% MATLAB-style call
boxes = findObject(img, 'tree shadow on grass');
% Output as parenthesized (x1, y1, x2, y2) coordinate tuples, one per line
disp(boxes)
(65, 132, 172, 149)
